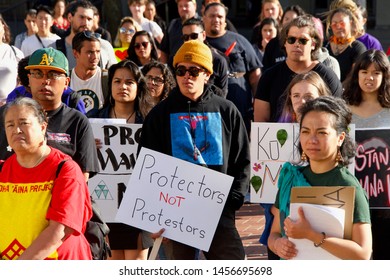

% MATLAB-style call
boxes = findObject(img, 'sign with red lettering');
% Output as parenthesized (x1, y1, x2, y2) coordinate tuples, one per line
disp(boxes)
(355, 128, 390, 208)
(116, 147, 234, 251)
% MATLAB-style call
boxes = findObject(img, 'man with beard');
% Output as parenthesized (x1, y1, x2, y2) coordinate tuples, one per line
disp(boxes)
(70, 31, 108, 117)
(159, 0, 199, 67)
(50, 0, 116, 70)
(203, 2, 261, 134)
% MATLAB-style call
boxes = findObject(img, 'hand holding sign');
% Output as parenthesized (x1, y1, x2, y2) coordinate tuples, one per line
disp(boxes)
(116, 148, 234, 251)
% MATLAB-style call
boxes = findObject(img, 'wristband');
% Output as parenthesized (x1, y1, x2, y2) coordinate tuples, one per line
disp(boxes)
(314, 232, 326, 247)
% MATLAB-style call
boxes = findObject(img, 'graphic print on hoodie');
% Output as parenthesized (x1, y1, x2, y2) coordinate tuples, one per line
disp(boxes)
(170, 112, 223, 166)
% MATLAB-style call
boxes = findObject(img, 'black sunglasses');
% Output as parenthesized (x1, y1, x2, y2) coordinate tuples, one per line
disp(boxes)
(82, 30, 102, 39)
(181, 32, 199, 42)
(286, 36, 309, 45)
(175, 66, 206, 77)
(134, 41, 149, 49)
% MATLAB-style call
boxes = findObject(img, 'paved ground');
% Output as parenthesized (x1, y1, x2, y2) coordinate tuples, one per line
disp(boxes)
(236, 203, 268, 260)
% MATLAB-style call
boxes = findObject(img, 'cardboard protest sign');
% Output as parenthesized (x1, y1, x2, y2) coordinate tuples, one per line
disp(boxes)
(88, 119, 142, 222)
(250, 123, 300, 203)
(355, 128, 390, 209)
(116, 147, 234, 252)
(290, 186, 355, 240)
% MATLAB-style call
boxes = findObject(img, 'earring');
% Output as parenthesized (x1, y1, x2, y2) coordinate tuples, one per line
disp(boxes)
(301, 151, 307, 162)
(336, 147, 344, 164)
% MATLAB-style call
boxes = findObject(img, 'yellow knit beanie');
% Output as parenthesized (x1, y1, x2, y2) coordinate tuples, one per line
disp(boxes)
(173, 40, 213, 74)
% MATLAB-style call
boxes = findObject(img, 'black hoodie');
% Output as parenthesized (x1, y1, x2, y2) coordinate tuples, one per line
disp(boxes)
(140, 84, 250, 224)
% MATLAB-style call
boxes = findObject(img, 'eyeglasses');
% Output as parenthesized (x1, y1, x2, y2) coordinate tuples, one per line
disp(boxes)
(286, 36, 310, 45)
(120, 27, 135, 35)
(134, 41, 149, 49)
(30, 70, 66, 81)
(331, 21, 347, 29)
(146, 75, 164, 85)
(181, 32, 199, 42)
(82, 30, 101, 39)
(175, 66, 206, 77)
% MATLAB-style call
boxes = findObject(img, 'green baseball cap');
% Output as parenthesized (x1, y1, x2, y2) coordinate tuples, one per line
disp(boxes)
(25, 47, 69, 76)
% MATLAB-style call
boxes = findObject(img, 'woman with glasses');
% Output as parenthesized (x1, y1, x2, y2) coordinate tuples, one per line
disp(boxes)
(140, 61, 176, 117)
(113, 16, 142, 49)
(325, 7, 366, 82)
(127, 30, 159, 68)
(93, 60, 153, 260)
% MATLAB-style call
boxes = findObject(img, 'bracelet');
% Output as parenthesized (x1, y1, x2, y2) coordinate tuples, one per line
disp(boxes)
(314, 232, 326, 247)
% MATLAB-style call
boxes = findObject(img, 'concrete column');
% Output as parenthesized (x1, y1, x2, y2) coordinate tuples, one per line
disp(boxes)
(375, 0, 390, 29)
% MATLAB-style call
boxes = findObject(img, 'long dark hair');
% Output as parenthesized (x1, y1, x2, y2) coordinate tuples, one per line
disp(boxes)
(0, 14, 11, 43)
(126, 30, 159, 66)
(343, 49, 390, 107)
(105, 59, 148, 115)
(298, 96, 355, 166)
(256, 17, 279, 51)
(141, 61, 176, 102)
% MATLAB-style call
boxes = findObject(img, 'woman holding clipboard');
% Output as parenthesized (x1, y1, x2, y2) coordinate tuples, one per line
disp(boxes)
(268, 96, 372, 259)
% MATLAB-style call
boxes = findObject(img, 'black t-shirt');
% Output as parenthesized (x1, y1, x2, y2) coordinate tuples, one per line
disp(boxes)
(0, 104, 100, 176)
(255, 61, 343, 122)
(206, 31, 262, 129)
(209, 46, 229, 97)
(261, 37, 286, 72)
(326, 40, 367, 82)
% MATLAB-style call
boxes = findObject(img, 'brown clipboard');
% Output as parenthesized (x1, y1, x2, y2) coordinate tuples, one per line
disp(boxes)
(290, 186, 355, 240)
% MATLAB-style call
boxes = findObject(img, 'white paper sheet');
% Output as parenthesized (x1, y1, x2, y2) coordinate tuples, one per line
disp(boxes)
(289, 203, 345, 260)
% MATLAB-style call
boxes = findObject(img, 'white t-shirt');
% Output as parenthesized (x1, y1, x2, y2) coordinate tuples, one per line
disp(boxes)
(0, 44, 24, 101)
(70, 67, 104, 116)
(140, 18, 163, 40)
(21, 33, 61, 56)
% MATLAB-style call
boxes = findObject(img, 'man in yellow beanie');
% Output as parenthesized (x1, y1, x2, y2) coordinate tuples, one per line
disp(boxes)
(140, 40, 250, 260)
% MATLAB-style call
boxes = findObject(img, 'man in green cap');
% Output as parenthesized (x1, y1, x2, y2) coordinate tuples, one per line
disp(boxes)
(0, 47, 99, 181)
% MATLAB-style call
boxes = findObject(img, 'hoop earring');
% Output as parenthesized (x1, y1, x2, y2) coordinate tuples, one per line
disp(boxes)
(301, 151, 308, 162)
(336, 147, 344, 164)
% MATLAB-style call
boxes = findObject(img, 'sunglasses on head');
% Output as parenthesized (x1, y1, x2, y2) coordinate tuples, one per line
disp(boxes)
(181, 32, 199, 42)
(286, 36, 309, 45)
(82, 30, 101, 39)
(175, 66, 206, 77)
(120, 27, 135, 34)
(134, 41, 149, 49)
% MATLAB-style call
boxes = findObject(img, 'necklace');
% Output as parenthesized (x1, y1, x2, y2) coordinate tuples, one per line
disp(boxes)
(18, 147, 48, 168)
(32, 149, 47, 167)
(113, 107, 135, 123)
